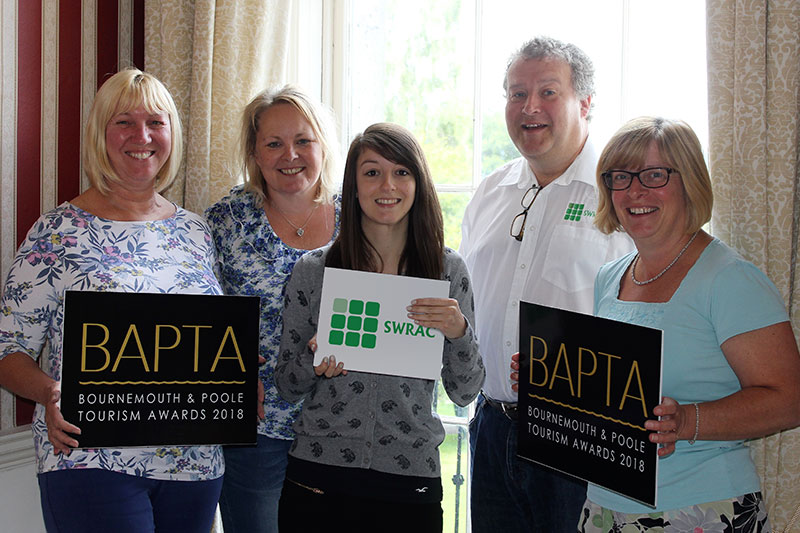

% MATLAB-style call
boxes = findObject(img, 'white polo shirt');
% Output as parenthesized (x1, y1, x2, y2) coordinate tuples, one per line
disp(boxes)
(460, 138, 635, 403)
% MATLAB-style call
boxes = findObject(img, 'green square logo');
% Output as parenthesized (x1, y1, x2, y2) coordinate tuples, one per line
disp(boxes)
(349, 299, 364, 314)
(361, 334, 376, 349)
(347, 315, 362, 331)
(363, 317, 378, 333)
(331, 314, 346, 329)
(345, 331, 361, 347)
(328, 298, 381, 349)
(564, 203, 584, 222)
(329, 330, 344, 345)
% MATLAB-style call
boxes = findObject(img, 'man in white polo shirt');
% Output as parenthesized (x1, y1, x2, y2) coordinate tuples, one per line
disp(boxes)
(461, 36, 634, 532)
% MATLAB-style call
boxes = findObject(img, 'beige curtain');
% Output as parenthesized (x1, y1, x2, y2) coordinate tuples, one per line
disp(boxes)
(145, 0, 292, 214)
(706, 1, 800, 531)
(143, 3, 291, 531)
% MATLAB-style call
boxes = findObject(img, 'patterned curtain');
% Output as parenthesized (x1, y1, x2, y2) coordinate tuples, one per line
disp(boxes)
(706, 1, 800, 530)
(145, 0, 292, 213)
(143, 3, 291, 530)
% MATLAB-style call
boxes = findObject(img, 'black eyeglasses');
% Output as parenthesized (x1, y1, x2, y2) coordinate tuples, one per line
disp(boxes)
(510, 185, 542, 241)
(601, 167, 677, 190)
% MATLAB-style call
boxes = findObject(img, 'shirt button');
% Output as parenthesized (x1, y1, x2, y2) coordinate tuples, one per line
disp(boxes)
(371, 382, 377, 388)
(512, 301, 517, 306)
(370, 412, 375, 419)
(366, 441, 372, 448)
(520, 264, 526, 269)
(506, 341, 511, 347)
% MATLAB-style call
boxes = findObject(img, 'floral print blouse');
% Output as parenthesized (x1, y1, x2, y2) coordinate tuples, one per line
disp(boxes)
(204, 185, 340, 440)
(0, 203, 224, 481)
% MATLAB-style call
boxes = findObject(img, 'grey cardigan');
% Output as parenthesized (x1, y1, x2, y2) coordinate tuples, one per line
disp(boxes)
(275, 246, 484, 478)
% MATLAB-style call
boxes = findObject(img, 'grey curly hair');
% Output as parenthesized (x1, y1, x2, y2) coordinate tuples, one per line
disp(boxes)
(504, 36, 596, 120)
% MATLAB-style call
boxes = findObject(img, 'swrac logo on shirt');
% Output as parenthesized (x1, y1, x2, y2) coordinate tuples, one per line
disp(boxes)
(564, 203, 595, 222)
(328, 297, 437, 350)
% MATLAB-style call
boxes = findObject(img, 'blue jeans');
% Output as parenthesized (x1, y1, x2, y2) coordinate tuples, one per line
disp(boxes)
(38, 469, 222, 533)
(218, 434, 292, 533)
(470, 395, 587, 533)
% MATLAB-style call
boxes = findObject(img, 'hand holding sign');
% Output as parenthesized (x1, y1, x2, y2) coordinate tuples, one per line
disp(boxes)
(509, 352, 521, 393)
(307, 335, 348, 378)
(407, 297, 467, 339)
(314, 356, 347, 378)
(646, 397, 686, 458)
(45, 385, 81, 455)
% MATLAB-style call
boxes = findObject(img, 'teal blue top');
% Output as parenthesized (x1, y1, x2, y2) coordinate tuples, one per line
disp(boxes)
(588, 238, 788, 512)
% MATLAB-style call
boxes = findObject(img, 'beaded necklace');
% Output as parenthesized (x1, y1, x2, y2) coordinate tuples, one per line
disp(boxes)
(630, 231, 698, 286)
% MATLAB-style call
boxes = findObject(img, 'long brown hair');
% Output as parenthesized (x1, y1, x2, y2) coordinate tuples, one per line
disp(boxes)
(326, 123, 444, 279)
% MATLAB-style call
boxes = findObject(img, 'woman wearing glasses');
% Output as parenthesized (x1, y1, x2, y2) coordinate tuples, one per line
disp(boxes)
(204, 86, 340, 533)
(579, 117, 800, 531)
(275, 123, 484, 532)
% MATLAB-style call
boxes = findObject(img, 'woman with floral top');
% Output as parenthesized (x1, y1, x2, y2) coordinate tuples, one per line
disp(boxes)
(0, 69, 224, 532)
(204, 85, 340, 533)
(275, 123, 485, 533)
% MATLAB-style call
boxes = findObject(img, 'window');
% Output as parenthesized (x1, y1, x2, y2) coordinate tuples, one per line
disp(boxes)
(292, 2, 708, 530)
(328, 0, 707, 251)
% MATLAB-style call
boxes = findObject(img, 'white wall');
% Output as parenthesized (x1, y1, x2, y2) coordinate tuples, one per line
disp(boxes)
(0, 428, 45, 532)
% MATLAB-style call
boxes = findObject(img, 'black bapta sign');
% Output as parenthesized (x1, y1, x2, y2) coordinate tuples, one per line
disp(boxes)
(60, 291, 260, 447)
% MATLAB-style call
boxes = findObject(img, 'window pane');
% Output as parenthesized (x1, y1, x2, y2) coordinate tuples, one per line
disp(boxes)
(434, 380, 470, 419)
(624, 1, 708, 145)
(480, 110, 518, 184)
(439, 191, 472, 251)
(347, 0, 475, 187)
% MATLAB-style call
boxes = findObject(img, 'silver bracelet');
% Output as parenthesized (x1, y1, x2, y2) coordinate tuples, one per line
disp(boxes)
(687, 402, 699, 445)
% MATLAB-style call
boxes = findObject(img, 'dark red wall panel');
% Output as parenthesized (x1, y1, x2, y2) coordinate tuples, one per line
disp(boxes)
(57, 2, 82, 204)
(97, 0, 119, 87)
(15, 0, 42, 426)
(134, 0, 145, 70)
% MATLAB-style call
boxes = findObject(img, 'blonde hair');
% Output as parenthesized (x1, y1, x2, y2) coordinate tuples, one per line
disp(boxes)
(240, 85, 339, 204)
(83, 68, 182, 194)
(595, 117, 713, 234)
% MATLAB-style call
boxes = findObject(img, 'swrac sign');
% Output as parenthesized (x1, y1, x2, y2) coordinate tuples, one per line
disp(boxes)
(60, 291, 260, 448)
(316, 268, 449, 379)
